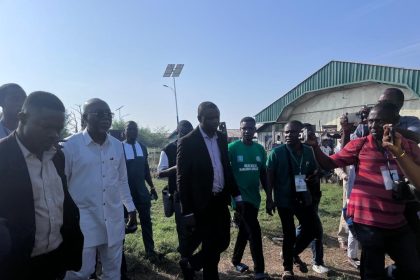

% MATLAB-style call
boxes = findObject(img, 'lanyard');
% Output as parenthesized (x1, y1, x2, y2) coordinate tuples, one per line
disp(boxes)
(383, 149, 397, 181)
(286, 145, 304, 174)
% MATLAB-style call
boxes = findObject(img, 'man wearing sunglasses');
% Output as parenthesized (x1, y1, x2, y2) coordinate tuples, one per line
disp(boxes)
(63, 98, 137, 280)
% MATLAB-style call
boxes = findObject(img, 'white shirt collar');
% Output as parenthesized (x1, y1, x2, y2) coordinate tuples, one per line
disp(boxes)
(199, 125, 218, 140)
(82, 128, 110, 146)
(16, 134, 56, 160)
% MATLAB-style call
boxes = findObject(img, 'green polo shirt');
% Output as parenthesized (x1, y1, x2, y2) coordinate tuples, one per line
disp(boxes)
(228, 140, 266, 209)
(266, 144, 317, 208)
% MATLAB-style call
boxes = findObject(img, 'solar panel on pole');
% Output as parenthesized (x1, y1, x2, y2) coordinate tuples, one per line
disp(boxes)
(171, 64, 184, 77)
(163, 63, 184, 127)
(163, 64, 175, 77)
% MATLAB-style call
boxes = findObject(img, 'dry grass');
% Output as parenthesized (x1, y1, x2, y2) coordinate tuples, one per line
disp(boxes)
(124, 180, 363, 280)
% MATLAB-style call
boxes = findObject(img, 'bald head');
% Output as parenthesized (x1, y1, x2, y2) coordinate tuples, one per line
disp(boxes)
(0, 83, 26, 122)
(82, 98, 113, 136)
(0, 83, 26, 107)
(83, 98, 109, 114)
(378, 88, 404, 110)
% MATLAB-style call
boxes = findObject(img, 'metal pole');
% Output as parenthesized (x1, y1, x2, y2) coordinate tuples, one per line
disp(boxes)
(173, 77, 179, 126)
(115, 105, 124, 120)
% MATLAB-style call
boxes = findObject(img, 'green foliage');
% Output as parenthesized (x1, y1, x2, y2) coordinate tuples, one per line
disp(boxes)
(111, 119, 126, 131)
(60, 128, 71, 139)
(138, 126, 170, 149)
(111, 119, 170, 149)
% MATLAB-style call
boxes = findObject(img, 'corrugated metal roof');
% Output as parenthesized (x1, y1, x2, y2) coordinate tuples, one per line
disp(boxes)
(255, 61, 420, 123)
(227, 129, 241, 138)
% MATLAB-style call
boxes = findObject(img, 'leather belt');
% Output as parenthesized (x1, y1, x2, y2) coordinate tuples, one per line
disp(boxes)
(212, 191, 223, 197)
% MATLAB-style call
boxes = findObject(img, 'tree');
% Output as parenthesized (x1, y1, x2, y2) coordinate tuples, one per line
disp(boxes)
(66, 104, 83, 134)
(111, 119, 169, 148)
(138, 126, 170, 148)
(111, 119, 126, 131)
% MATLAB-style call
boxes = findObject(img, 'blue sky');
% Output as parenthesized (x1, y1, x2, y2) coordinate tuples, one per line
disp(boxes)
(1, 0, 420, 131)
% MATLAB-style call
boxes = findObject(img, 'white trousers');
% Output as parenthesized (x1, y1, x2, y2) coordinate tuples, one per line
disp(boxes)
(64, 242, 123, 280)
(347, 230, 359, 259)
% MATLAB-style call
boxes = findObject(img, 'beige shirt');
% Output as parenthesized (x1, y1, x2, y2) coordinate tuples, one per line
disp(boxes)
(16, 137, 64, 257)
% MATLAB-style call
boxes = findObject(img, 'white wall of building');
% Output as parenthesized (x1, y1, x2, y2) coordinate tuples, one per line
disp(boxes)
(288, 84, 420, 128)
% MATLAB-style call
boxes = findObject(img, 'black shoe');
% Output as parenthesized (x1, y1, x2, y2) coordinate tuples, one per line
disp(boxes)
(293, 256, 308, 273)
(146, 251, 164, 263)
(234, 263, 249, 273)
(179, 258, 195, 280)
(281, 270, 295, 280)
(255, 272, 270, 280)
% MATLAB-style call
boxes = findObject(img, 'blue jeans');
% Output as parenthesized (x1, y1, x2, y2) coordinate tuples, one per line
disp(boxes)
(296, 201, 324, 265)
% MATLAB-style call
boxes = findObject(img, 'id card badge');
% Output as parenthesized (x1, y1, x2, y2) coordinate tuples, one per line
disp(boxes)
(380, 165, 400, 191)
(294, 175, 307, 192)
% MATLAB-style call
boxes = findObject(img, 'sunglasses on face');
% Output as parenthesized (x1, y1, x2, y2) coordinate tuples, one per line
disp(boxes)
(87, 111, 114, 119)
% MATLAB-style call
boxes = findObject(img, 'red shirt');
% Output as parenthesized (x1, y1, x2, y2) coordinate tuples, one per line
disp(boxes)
(331, 135, 420, 229)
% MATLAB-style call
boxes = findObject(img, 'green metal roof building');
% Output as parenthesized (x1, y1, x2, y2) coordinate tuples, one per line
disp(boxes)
(254, 61, 420, 148)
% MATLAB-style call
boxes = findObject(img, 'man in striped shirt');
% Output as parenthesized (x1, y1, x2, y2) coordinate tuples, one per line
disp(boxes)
(307, 102, 420, 280)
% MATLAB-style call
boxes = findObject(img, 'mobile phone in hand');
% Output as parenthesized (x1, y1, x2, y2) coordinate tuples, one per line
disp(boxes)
(218, 122, 227, 134)
(389, 127, 395, 145)
(299, 128, 308, 143)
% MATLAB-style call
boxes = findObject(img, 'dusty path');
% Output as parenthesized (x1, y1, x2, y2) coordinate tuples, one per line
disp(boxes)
(128, 233, 362, 280)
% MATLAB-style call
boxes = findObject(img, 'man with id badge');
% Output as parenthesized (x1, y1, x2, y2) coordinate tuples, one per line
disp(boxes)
(266, 120, 318, 280)
(306, 102, 420, 280)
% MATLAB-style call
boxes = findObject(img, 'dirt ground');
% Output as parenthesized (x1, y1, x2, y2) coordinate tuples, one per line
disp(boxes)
(128, 233, 364, 280)
(217, 235, 360, 280)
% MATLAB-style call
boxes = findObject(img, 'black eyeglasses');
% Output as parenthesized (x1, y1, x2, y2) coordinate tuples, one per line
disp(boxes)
(87, 111, 114, 119)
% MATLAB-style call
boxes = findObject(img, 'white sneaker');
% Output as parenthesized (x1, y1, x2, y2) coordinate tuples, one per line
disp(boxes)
(312, 264, 329, 274)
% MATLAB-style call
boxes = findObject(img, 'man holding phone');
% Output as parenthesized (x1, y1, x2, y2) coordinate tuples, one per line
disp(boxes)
(306, 102, 420, 279)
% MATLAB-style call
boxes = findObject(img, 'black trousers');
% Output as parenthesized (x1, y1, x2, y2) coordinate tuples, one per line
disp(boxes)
(278, 205, 317, 271)
(354, 223, 420, 280)
(231, 202, 265, 274)
(194, 195, 231, 280)
(134, 201, 155, 255)
(404, 201, 420, 255)
(296, 200, 325, 265)
(174, 194, 202, 261)
(14, 245, 66, 280)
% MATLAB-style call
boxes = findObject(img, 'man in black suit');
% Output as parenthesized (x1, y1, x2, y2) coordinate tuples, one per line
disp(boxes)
(0, 91, 83, 280)
(177, 101, 243, 280)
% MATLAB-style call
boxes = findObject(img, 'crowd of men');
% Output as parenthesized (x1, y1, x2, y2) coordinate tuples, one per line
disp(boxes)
(0, 83, 420, 280)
